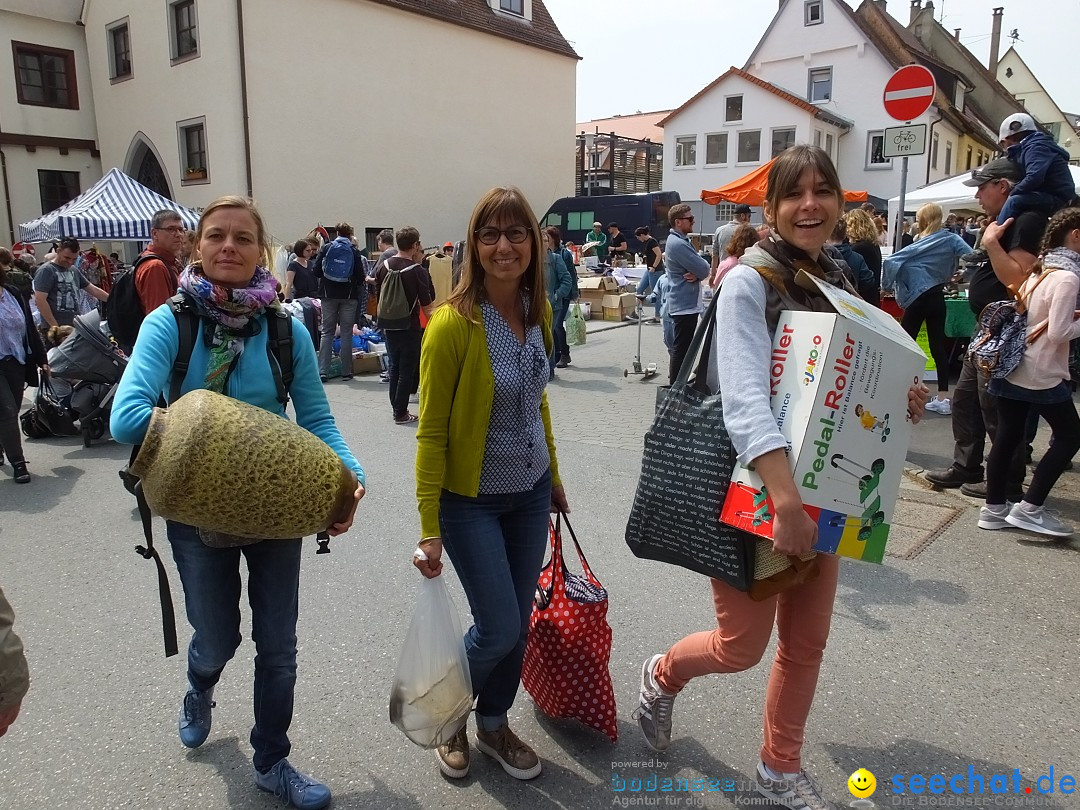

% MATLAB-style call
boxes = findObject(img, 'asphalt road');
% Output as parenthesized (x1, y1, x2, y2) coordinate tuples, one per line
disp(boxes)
(1, 317, 1076, 810)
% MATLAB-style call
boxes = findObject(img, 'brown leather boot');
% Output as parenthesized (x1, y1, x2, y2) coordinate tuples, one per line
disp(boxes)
(474, 725, 541, 780)
(435, 725, 469, 779)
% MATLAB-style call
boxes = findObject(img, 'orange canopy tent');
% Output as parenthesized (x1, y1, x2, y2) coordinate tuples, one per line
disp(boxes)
(700, 158, 867, 206)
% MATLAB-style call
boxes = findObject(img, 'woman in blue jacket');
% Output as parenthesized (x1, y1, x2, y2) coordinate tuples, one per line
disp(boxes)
(543, 229, 573, 377)
(111, 195, 364, 810)
(882, 202, 970, 415)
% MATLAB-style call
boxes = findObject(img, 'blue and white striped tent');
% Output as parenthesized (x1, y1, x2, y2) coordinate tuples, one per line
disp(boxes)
(18, 167, 200, 242)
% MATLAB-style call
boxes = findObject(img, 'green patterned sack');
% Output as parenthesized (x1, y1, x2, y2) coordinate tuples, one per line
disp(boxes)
(566, 301, 587, 346)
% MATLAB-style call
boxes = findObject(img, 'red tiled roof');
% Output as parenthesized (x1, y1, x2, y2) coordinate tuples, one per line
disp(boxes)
(658, 66, 844, 128)
(363, 0, 579, 60)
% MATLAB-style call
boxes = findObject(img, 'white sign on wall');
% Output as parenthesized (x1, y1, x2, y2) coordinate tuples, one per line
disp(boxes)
(882, 124, 927, 158)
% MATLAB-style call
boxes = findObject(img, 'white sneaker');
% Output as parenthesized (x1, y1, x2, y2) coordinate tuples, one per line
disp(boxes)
(925, 397, 952, 415)
(1005, 503, 1074, 537)
(977, 503, 1011, 530)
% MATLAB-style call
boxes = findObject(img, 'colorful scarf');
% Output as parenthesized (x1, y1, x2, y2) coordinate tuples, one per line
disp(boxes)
(177, 264, 279, 392)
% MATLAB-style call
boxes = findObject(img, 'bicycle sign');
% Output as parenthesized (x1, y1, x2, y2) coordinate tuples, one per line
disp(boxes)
(882, 124, 927, 158)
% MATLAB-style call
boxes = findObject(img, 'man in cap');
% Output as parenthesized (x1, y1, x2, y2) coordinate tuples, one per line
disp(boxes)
(926, 158, 1043, 500)
(583, 221, 608, 264)
(711, 203, 752, 275)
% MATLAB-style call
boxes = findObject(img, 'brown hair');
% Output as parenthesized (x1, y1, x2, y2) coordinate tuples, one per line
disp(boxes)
(668, 203, 692, 226)
(446, 187, 545, 328)
(1039, 207, 1080, 256)
(844, 208, 879, 244)
(193, 195, 271, 269)
(395, 226, 420, 251)
(543, 226, 563, 247)
(763, 145, 843, 229)
(725, 224, 759, 258)
(335, 222, 354, 238)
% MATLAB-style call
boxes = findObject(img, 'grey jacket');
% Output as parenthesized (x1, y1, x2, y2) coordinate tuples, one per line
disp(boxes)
(0, 585, 28, 715)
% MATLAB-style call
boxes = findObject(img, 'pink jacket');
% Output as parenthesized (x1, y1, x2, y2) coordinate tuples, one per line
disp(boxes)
(1008, 269, 1080, 390)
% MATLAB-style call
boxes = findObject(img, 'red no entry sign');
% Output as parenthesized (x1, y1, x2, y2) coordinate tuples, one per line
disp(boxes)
(883, 64, 936, 122)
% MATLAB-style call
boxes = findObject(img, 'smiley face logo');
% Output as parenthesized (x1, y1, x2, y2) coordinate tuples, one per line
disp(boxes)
(848, 768, 877, 798)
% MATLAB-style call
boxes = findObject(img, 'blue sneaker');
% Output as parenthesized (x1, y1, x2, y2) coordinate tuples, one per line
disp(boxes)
(178, 687, 215, 748)
(254, 759, 331, 810)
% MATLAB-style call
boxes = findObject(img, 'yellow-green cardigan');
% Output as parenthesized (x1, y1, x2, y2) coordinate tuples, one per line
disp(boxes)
(415, 302, 562, 539)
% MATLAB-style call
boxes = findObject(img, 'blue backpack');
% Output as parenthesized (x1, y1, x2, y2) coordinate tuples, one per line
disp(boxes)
(322, 237, 355, 283)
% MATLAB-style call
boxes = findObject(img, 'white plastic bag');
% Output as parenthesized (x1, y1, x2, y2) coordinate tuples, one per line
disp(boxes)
(389, 576, 473, 749)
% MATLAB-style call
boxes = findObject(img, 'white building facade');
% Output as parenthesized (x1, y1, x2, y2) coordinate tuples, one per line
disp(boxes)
(0, 1, 103, 246)
(660, 68, 851, 231)
(4, 0, 578, 252)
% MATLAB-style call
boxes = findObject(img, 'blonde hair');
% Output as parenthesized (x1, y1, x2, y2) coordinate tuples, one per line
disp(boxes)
(193, 195, 271, 268)
(915, 202, 943, 238)
(844, 209, 878, 244)
(446, 187, 546, 328)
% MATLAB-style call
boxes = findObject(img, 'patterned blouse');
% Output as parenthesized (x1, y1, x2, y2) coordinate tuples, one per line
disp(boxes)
(0, 289, 27, 364)
(478, 296, 551, 494)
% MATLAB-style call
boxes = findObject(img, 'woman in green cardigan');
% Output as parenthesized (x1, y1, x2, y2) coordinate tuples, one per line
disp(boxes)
(412, 187, 570, 783)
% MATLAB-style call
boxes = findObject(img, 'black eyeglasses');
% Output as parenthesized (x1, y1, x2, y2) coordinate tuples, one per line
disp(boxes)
(676, 216, 695, 223)
(475, 226, 531, 245)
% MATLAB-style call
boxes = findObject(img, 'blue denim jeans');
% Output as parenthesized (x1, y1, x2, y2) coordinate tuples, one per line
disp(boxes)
(166, 522, 302, 771)
(438, 469, 552, 731)
(636, 270, 664, 317)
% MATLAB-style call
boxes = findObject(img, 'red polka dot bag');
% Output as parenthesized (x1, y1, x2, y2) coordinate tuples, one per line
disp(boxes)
(521, 513, 618, 742)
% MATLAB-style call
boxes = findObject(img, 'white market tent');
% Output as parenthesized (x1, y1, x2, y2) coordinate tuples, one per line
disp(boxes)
(18, 167, 200, 242)
(888, 165, 1080, 233)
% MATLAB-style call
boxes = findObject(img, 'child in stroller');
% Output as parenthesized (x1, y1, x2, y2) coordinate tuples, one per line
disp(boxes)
(44, 309, 127, 447)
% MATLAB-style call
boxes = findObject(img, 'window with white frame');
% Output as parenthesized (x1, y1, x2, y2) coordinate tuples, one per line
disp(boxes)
(931, 132, 939, 169)
(813, 129, 823, 148)
(178, 117, 208, 182)
(866, 130, 891, 168)
(771, 127, 796, 158)
(805, 0, 823, 25)
(675, 136, 696, 167)
(808, 67, 832, 103)
(107, 19, 132, 80)
(705, 133, 728, 165)
(170, 0, 198, 62)
(499, 0, 524, 14)
(825, 132, 834, 159)
(737, 131, 761, 163)
(715, 202, 736, 223)
(945, 141, 953, 174)
(725, 95, 743, 124)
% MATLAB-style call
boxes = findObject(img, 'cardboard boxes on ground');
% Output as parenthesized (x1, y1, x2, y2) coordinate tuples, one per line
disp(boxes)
(602, 293, 639, 321)
(719, 273, 925, 564)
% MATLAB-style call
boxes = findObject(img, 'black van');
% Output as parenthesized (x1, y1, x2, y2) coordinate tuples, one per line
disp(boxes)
(539, 191, 681, 257)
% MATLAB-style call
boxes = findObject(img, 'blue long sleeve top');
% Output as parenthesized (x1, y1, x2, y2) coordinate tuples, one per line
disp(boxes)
(881, 229, 970, 310)
(545, 251, 572, 306)
(664, 230, 711, 315)
(111, 304, 364, 482)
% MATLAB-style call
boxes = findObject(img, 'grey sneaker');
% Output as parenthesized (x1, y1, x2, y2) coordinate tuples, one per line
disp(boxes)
(1005, 504, 1074, 537)
(254, 758, 331, 810)
(977, 503, 1012, 530)
(755, 761, 835, 810)
(633, 654, 676, 752)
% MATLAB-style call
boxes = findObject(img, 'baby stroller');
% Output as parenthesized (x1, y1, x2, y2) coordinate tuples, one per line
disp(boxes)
(46, 309, 128, 447)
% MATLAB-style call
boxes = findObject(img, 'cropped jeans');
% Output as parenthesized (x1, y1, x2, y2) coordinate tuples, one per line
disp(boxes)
(439, 469, 552, 731)
(166, 522, 302, 772)
(655, 554, 841, 773)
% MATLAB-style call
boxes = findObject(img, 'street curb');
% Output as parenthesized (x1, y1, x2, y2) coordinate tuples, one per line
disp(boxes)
(585, 320, 637, 334)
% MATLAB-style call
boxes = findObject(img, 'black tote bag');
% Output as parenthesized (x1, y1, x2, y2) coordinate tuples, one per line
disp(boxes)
(624, 292, 756, 591)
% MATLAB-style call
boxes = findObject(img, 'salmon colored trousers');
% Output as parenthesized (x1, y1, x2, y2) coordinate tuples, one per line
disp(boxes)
(654, 554, 840, 774)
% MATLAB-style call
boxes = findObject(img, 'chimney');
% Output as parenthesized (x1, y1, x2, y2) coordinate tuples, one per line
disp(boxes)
(909, 0, 921, 24)
(988, 7, 1004, 78)
(873, 0, 886, 10)
(953, 28, 961, 40)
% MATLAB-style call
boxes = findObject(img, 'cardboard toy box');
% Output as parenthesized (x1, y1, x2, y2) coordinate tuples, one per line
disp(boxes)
(601, 293, 627, 321)
(351, 353, 383, 374)
(719, 273, 925, 563)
